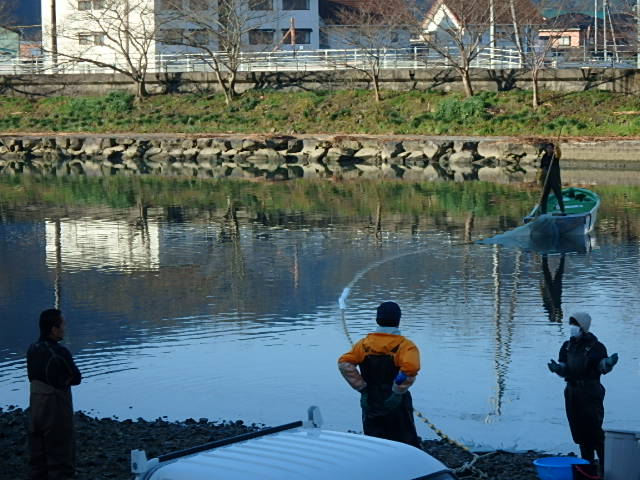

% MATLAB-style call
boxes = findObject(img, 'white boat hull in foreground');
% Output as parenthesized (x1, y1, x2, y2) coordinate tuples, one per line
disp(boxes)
(131, 407, 457, 480)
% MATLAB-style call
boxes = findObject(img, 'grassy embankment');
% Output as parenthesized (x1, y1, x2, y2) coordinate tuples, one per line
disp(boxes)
(2, 89, 640, 136)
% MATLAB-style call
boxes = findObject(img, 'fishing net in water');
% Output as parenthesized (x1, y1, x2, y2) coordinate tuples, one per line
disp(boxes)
(477, 217, 590, 254)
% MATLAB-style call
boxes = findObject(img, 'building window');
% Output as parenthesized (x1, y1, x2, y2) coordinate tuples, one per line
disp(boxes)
(249, 0, 273, 10)
(281, 28, 311, 44)
(78, 0, 104, 9)
(282, 0, 309, 10)
(319, 30, 329, 49)
(78, 33, 105, 46)
(559, 36, 571, 46)
(248, 29, 275, 45)
(159, 29, 183, 44)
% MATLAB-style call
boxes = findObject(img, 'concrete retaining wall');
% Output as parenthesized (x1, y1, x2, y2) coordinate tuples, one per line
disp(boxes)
(2, 68, 640, 96)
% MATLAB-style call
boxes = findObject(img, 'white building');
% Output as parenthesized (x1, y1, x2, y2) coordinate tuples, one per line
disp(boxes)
(419, 0, 541, 52)
(40, 0, 321, 69)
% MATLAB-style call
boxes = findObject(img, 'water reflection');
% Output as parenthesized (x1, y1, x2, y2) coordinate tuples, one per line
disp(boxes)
(45, 218, 160, 273)
(540, 254, 565, 323)
(1, 181, 640, 453)
(486, 246, 521, 421)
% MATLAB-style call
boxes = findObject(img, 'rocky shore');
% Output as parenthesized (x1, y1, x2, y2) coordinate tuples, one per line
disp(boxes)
(1, 405, 554, 480)
(1, 133, 640, 182)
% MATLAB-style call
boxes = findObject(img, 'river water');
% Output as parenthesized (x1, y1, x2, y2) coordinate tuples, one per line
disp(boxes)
(1, 176, 639, 453)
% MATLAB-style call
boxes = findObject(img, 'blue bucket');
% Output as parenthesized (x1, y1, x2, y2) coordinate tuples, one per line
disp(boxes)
(533, 456, 590, 480)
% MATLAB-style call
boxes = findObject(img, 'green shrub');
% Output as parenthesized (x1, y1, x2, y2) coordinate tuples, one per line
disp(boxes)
(240, 96, 261, 111)
(55, 91, 134, 118)
(411, 113, 432, 128)
(434, 96, 490, 124)
(102, 91, 135, 113)
(387, 110, 405, 125)
(329, 108, 351, 120)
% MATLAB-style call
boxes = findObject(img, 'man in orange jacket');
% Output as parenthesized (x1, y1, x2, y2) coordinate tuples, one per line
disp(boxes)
(338, 301, 421, 448)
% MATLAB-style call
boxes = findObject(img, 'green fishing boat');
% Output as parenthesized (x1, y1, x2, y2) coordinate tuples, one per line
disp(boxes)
(523, 187, 600, 237)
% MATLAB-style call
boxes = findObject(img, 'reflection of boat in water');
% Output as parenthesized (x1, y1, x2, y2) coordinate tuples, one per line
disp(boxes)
(523, 187, 600, 237)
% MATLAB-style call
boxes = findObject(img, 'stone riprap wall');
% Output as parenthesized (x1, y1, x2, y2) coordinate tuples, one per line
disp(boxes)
(0, 135, 545, 182)
(1, 135, 639, 182)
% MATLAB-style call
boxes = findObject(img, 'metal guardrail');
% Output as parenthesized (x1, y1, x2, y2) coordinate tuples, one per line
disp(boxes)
(0, 47, 637, 75)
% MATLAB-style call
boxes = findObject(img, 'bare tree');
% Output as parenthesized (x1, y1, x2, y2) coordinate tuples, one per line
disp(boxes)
(511, 4, 574, 108)
(509, 0, 526, 65)
(165, 0, 274, 104)
(328, 0, 418, 102)
(49, 0, 166, 100)
(417, 0, 513, 97)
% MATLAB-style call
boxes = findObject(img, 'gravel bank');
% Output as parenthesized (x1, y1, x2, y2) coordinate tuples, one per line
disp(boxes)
(1, 406, 554, 479)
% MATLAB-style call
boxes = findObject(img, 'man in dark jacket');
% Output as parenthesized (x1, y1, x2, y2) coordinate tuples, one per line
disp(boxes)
(548, 312, 618, 467)
(538, 142, 566, 215)
(338, 301, 421, 448)
(27, 309, 82, 480)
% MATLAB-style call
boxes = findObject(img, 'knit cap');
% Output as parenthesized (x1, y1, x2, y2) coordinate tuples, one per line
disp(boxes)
(376, 301, 401, 327)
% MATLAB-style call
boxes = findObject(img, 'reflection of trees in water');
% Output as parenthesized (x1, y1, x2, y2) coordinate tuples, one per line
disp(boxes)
(374, 202, 382, 241)
(486, 245, 519, 421)
(607, 209, 639, 243)
(132, 198, 152, 270)
(464, 211, 475, 243)
(166, 206, 185, 223)
(540, 254, 565, 323)
(54, 219, 62, 310)
(460, 210, 477, 307)
(6, 181, 635, 356)
(220, 198, 246, 313)
(221, 197, 240, 241)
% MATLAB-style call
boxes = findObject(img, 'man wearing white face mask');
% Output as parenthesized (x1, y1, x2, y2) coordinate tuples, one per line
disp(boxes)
(547, 312, 619, 470)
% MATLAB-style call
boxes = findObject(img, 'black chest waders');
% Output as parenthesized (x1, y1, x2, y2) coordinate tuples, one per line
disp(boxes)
(28, 343, 76, 480)
(564, 342, 605, 464)
(358, 343, 421, 448)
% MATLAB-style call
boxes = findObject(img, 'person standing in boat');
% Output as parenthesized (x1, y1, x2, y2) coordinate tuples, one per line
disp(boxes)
(547, 312, 618, 468)
(27, 309, 82, 480)
(338, 301, 421, 448)
(538, 142, 566, 215)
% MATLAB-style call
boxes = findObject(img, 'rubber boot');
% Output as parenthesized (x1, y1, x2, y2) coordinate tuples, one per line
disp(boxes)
(579, 444, 595, 463)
